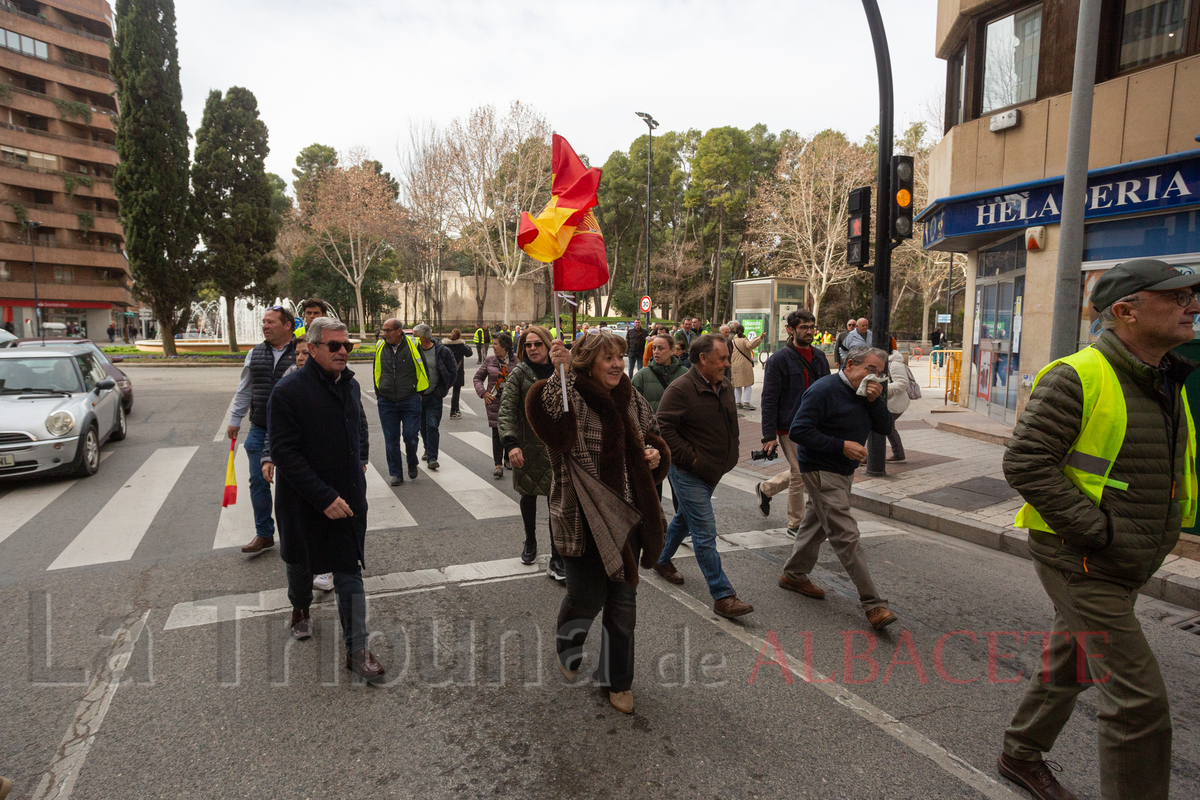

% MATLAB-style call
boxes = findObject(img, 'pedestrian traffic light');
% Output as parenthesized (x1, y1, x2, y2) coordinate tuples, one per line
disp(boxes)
(847, 186, 871, 269)
(891, 155, 914, 240)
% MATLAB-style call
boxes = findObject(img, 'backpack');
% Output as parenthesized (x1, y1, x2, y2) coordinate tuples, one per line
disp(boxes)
(905, 364, 921, 399)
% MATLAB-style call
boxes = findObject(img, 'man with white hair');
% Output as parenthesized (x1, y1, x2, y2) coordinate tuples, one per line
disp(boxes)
(268, 316, 384, 682)
(414, 323, 457, 471)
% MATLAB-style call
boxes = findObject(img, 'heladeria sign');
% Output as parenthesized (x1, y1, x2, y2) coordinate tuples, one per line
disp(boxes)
(917, 149, 1200, 251)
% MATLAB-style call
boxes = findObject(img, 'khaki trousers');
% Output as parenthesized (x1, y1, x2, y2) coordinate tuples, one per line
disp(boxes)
(782, 471, 886, 610)
(759, 436, 805, 529)
(1003, 559, 1172, 800)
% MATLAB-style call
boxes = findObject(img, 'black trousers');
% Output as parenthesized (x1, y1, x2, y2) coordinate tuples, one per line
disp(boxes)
(519, 494, 561, 558)
(557, 519, 638, 692)
(491, 427, 504, 466)
(450, 384, 462, 416)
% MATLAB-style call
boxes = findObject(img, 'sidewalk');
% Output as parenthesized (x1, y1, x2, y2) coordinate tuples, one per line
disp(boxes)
(729, 353, 1200, 612)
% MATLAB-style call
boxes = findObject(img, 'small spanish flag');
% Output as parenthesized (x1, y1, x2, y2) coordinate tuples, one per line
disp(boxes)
(222, 437, 237, 507)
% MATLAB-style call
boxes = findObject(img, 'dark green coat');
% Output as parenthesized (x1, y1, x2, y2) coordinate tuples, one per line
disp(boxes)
(631, 357, 689, 412)
(498, 360, 552, 497)
(1003, 331, 1195, 590)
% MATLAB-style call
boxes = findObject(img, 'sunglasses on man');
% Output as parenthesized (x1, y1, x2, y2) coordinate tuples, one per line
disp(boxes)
(317, 340, 355, 353)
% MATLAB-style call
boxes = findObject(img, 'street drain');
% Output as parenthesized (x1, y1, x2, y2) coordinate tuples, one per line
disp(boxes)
(1173, 613, 1200, 635)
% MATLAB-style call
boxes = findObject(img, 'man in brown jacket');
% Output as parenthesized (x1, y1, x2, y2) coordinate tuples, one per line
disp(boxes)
(653, 334, 753, 618)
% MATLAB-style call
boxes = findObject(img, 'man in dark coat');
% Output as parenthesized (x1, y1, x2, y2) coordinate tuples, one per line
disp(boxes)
(415, 323, 457, 470)
(756, 308, 830, 537)
(267, 316, 384, 682)
(625, 319, 648, 379)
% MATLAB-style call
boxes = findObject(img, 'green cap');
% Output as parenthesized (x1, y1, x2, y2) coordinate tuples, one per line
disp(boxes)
(1091, 259, 1200, 311)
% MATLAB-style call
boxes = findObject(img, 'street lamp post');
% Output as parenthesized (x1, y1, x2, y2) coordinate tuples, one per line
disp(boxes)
(636, 111, 658, 329)
(24, 220, 42, 337)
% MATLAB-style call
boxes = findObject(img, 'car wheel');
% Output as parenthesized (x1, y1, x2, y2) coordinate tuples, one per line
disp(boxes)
(74, 425, 100, 477)
(109, 403, 127, 442)
(123, 399, 132, 415)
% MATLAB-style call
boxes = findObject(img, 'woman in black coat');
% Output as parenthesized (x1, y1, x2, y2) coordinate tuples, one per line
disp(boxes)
(443, 328, 474, 419)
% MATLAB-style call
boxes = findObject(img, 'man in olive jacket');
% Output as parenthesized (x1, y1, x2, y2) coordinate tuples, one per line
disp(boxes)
(653, 334, 753, 619)
(999, 260, 1199, 800)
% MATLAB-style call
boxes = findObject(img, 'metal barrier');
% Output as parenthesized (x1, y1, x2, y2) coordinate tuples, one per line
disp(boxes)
(926, 349, 962, 400)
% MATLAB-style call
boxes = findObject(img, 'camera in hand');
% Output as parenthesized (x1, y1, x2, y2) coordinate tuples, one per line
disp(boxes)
(750, 448, 778, 462)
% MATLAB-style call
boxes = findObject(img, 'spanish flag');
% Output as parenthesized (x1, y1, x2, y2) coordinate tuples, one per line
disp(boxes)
(518, 134, 609, 291)
(222, 437, 237, 507)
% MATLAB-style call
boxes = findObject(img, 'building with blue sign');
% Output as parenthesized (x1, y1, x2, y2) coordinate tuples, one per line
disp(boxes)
(921, 0, 1200, 424)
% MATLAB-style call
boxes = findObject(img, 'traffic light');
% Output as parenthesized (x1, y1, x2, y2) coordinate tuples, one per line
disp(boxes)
(891, 155, 914, 240)
(847, 186, 871, 269)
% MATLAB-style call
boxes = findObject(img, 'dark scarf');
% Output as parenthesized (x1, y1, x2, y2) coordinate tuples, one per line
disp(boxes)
(524, 356, 554, 380)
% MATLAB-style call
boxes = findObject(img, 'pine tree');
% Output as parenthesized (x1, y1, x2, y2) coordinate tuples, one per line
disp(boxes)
(111, 0, 196, 356)
(192, 87, 279, 352)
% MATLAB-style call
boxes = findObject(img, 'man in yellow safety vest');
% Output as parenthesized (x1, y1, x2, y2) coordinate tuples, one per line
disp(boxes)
(473, 325, 489, 363)
(999, 259, 1199, 800)
(374, 319, 428, 485)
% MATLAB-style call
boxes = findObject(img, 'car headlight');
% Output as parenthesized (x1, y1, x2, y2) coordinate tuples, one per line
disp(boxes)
(117, 379, 131, 388)
(46, 411, 75, 437)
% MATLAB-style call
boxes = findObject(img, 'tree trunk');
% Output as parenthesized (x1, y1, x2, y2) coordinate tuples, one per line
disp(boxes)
(811, 290, 823, 325)
(921, 293, 931, 347)
(157, 309, 178, 357)
(502, 281, 512, 325)
(354, 281, 366, 337)
(224, 296, 239, 353)
(712, 211, 724, 325)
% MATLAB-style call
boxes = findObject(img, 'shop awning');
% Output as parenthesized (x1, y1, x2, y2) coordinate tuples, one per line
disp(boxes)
(917, 148, 1200, 252)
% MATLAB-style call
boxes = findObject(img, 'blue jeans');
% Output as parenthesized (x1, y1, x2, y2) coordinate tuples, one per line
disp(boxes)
(286, 562, 369, 653)
(243, 424, 274, 539)
(627, 354, 640, 378)
(420, 393, 443, 460)
(658, 465, 735, 601)
(377, 395, 422, 477)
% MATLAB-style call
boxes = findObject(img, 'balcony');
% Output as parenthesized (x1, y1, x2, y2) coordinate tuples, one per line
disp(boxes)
(0, 120, 114, 150)
(0, 240, 126, 268)
(0, 279, 133, 307)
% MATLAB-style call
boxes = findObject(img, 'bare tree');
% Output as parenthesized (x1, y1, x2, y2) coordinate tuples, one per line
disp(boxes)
(747, 130, 872, 322)
(443, 101, 552, 324)
(298, 147, 403, 334)
(399, 122, 454, 328)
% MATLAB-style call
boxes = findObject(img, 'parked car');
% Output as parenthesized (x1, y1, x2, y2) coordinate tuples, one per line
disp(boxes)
(0, 347, 126, 479)
(0, 329, 15, 346)
(2, 337, 133, 412)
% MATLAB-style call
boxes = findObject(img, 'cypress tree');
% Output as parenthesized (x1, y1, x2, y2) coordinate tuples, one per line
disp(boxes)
(192, 87, 279, 352)
(111, 0, 196, 356)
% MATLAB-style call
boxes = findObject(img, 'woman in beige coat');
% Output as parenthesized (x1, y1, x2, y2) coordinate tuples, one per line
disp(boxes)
(730, 323, 764, 409)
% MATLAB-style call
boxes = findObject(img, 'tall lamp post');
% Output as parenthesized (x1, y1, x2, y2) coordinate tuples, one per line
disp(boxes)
(24, 220, 42, 337)
(636, 111, 658, 328)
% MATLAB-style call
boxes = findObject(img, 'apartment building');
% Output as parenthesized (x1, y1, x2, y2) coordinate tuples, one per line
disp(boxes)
(0, 0, 128, 341)
(918, 0, 1200, 423)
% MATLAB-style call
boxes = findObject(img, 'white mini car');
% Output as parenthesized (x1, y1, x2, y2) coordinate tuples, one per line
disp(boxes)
(0, 347, 126, 479)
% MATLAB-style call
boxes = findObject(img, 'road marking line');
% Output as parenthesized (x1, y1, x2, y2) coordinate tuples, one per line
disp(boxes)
(212, 441, 265, 550)
(165, 527, 907, 631)
(644, 579, 1023, 800)
(417, 451, 519, 519)
(365, 461, 417, 530)
(213, 399, 234, 442)
(449, 431, 494, 458)
(446, 396, 477, 416)
(31, 610, 150, 800)
(49, 447, 198, 570)
(0, 479, 76, 547)
(718, 469, 760, 495)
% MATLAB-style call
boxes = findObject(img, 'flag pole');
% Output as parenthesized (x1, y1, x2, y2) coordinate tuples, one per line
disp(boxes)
(552, 264, 568, 411)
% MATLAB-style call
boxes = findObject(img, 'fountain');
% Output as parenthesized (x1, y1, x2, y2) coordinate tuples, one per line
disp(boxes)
(134, 296, 343, 353)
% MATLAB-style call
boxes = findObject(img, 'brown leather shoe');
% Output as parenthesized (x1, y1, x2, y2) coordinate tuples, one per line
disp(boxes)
(290, 609, 312, 640)
(713, 595, 754, 618)
(866, 606, 898, 630)
(240, 535, 274, 553)
(608, 690, 634, 714)
(779, 573, 826, 598)
(997, 753, 1078, 800)
(652, 559, 684, 585)
(345, 649, 386, 682)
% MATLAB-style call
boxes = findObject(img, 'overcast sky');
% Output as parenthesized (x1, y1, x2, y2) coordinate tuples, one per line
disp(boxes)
(174, 0, 947, 194)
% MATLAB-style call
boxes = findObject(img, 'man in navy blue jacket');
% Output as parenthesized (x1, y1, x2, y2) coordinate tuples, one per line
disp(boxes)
(756, 308, 830, 536)
(778, 345, 898, 630)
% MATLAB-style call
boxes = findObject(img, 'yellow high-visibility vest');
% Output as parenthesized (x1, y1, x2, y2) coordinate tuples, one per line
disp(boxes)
(1014, 346, 1197, 532)
(374, 336, 429, 393)
(473, 327, 486, 345)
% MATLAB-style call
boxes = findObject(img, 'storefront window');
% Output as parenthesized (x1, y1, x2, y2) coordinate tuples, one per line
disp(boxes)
(1120, 0, 1189, 71)
(1084, 209, 1200, 261)
(977, 234, 1027, 277)
(982, 5, 1043, 113)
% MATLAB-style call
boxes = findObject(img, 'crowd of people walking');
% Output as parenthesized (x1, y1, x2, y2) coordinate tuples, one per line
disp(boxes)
(216, 261, 1196, 798)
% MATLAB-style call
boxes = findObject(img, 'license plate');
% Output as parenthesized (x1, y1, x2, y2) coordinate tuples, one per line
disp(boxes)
(0, 453, 14, 468)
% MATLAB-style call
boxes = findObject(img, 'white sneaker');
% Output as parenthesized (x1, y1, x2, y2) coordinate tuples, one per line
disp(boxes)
(313, 573, 334, 592)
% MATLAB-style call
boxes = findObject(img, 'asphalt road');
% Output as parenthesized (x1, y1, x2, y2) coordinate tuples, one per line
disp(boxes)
(1, 365, 1198, 799)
